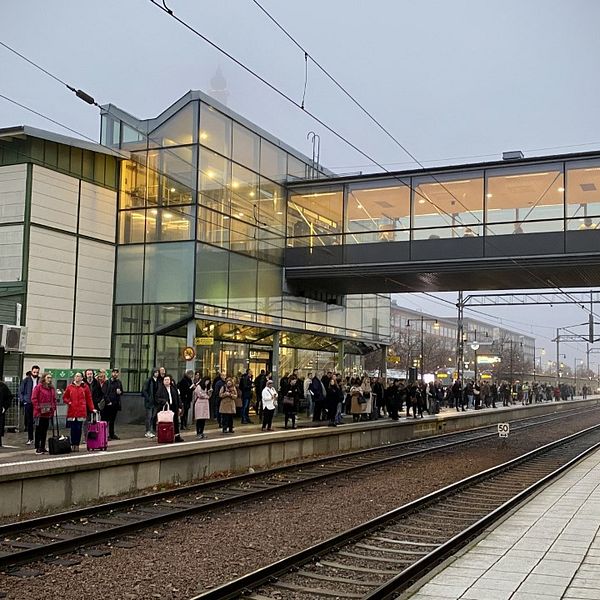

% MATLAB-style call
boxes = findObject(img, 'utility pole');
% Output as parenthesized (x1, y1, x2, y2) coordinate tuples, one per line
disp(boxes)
(456, 291, 464, 382)
(556, 328, 560, 384)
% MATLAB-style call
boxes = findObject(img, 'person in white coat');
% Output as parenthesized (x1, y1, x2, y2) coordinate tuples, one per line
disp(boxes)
(261, 379, 278, 431)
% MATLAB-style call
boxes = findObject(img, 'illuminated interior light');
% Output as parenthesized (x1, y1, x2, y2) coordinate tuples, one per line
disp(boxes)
(418, 199, 426, 204)
(486, 193, 493, 198)
(206, 170, 215, 179)
(223, 215, 230, 220)
(237, 212, 244, 217)
(200, 131, 208, 140)
(232, 181, 240, 189)
(558, 187, 565, 192)
(249, 191, 255, 197)
(276, 211, 283, 215)
(170, 187, 176, 193)
(163, 212, 172, 219)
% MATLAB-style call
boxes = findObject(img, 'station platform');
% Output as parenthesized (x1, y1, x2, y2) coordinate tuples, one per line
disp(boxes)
(0, 397, 598, 519)
(405, 446, 600, 600)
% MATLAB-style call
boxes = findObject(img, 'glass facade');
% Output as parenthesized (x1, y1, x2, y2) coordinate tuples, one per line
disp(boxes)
(105, 94, 389, 389)
(286, 158, 600, 246)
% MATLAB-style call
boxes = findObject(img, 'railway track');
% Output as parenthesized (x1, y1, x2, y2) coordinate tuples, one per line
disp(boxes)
(190, 423, 600, 600)
(0, 405, 597, 571)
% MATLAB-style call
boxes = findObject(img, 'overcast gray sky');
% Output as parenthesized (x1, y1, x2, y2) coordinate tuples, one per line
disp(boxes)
(1, 0, 599, 369)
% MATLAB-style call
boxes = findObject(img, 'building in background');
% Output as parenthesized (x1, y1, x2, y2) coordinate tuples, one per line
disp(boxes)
(0, 126, 119, 382)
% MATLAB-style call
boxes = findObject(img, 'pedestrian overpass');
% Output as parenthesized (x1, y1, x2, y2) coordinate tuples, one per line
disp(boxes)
(284, 150, 600, 295)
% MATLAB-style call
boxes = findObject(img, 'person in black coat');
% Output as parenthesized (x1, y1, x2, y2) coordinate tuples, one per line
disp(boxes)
(309, 374, 326, 422)
(283, 375, 301, 429)
(103, 368, 123, 440)
(0, 380, 14, 447)
(84, 369, 104, 411)
(326, 376, 343, 427)
(156, 374, 184, 443)
(177, 370, 194, 430)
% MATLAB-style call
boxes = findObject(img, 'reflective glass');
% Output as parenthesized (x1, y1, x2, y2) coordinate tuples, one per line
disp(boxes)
(229, 217, 256, 255)
(345, 296, 362, 333)
(411, 224, 483, 240)
(283, 295, 306, 325)
(346, 179, 410, 243)
(288, 187, 343, 245)
(486, 164, 564, 230)
(149, 102, 195, 147)
(143, 242, 194, 303)
(257, 260, 282, 318)
(199, 103, 232, 157)
(197, 206, 230, 248)
(288, 155, 308, 180)
(260, 139, 287, 182)
(233, 123, 260, 171)
(198, 148, 230, 213)
(115, 245, 144, 304)
(566, 159, 600, 227)
(159, 146, 195, 205)
(121, 123, 147, 151)
(146, 205, 195, 242)
(305, 298, 327, 333)
(119, 209, 147, 243)
(231, 163, 258, 219)
(413, 171, 483, 235)
(196, 243, 229, 306)
(228, 252, 257, 314)
(120, 156, 147, 208)
(258, 178, 285, 235)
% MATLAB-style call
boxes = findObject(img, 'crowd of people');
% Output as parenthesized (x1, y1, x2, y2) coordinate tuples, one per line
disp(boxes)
(0, 363, 589, 453)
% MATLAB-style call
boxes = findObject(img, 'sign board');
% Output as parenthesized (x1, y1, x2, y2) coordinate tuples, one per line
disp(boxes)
(182, 346, 196, 361)
(481, 372, 493, 380)
(194, 337, 214, 346)
(477, 355, 501, 365)
(498, 422, 510, 438)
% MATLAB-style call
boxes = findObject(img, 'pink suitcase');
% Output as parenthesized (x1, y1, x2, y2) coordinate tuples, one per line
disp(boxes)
(87, 412, 108, 451)
(157, 421, 174, 444)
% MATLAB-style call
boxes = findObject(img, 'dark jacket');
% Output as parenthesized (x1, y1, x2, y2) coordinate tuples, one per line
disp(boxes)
(105, 377, 123, 411)
(156, 382, 182, 412)
(142, 375, 159, 410)
(254, 373, 266, 397)
(85, 378, 104, 411)
(0, 381, 14, 438)
(309, 376, 325, 401)
(177, 375, 194, 407)
(18, 375, 39, 405)
(240, 373, 253, 397)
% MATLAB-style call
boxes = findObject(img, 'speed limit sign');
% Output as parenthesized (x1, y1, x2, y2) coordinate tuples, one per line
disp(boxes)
(498, 422, 510, 438)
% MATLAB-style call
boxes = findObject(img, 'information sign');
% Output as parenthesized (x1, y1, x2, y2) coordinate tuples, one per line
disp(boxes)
(497, 422, 510, 438)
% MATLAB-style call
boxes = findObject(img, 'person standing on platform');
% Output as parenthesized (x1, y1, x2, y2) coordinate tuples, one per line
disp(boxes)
(261, 379, 278, 431)
(254, 369, 267, 418)
(156, 374, 184, 443)
(18, 366, 40, 445)
(349, 378, 363, 422)
(84, 369, 104, 411)
(211, 371, 226, 426)
(304, 372, 313, 419)
(142, 368, 160, 438)
(219, 377, 237, 434)
(103, 368, 123, 440)
(239, 368, 254, 424)
(0, 379, 14, 448)
(193, 376, 211, 438)
(31, 372, 57, 454)
(63, 372, 94, 451)
(326, 375, 343, 427)
(372, 376, 385, 418)
(283, 374, 301, 429)
(309, 373, 326, 421)
(177, 370, 194, 430)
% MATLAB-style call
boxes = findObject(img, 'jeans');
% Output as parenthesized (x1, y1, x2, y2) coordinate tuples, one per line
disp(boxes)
(34, 417, 50, 450)
(68, 420, 83, 446)
(145, 407, 155, 433)
(241, 394, 251, 423)
(24, 402, 34, 441)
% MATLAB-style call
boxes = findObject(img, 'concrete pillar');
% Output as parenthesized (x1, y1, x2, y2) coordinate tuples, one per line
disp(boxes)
(186, 319, 196, 370)
(337, 340, 345, 374)
(380, 345, 387, 380)
(271, 331, 280, 382)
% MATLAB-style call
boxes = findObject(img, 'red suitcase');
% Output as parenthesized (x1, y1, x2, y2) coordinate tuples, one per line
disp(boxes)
(87, 412, 108, 451)
(157, 421, 175, 444)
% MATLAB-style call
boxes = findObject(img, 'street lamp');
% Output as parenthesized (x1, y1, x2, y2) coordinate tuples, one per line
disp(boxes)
(407, 317, 439, 382)
(471, 340, 480, 381)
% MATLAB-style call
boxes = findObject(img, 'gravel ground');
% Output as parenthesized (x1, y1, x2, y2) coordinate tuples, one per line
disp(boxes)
(1, 410, 599, 600)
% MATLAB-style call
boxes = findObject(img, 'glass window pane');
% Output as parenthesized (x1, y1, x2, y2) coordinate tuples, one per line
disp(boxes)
(258, 178, 285, 235)
(159, 146, 195, 205)
(199, 148, 230, 213)
(149, 102, 195, 147)
(413, 172, 483, 236)
(288, 155, 307, 180)
(486, 164, 564, 229)
(120, 156, 147, 209)
(288, 186, 343, 246)
(229, 217, 256, 255)
(346, 179, 410, 243)
(199, 103, 231, 157)
(228, 253, 257, 314)
(231, 163, 258, 220)
(115, 245, 144, 304)
(260, 139, 287, 182)
(196, 243, 229, 306)
(257, 261, 282, 319)
(143, 241, 194, 303)
(119, 209, 147, 243)
(121, 123, 147, 151)
(233, 123, 259, 171)
(198, 206, 229, 248)
(146, 206, 195, 242)
(566, 159, 600, 227)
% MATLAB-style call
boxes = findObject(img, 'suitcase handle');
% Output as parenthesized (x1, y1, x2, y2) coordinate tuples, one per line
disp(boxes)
(90, 410, 99, 424)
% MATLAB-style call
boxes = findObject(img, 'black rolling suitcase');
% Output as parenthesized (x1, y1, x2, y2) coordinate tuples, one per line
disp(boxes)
(48, 416, 71, 455)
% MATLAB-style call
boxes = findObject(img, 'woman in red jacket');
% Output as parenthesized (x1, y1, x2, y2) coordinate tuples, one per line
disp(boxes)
(31, 372, 57, 454)
(63, 372, 94, 451)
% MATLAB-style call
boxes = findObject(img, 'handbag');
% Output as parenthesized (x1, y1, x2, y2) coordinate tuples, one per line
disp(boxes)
(157, 403, 174, 423)
(39, 401, 54, 417)
(98, 398, 106, 411)
(48, 417, 72, 455)
(282, 395, 294, 409)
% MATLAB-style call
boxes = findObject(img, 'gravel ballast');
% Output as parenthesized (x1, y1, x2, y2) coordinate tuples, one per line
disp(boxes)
(1, 409, 599, 600)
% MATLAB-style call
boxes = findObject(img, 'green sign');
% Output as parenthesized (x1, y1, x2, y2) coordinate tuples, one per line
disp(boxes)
(46, 368, 110, 380)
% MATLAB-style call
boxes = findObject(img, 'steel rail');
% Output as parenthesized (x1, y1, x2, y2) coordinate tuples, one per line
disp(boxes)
(0, 405, 595, 571)
(187, 423, 600, 600)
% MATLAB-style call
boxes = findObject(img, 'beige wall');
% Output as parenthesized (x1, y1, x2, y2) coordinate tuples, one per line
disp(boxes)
(0, 163, 26, 224)
(31, 165, 78, 232)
